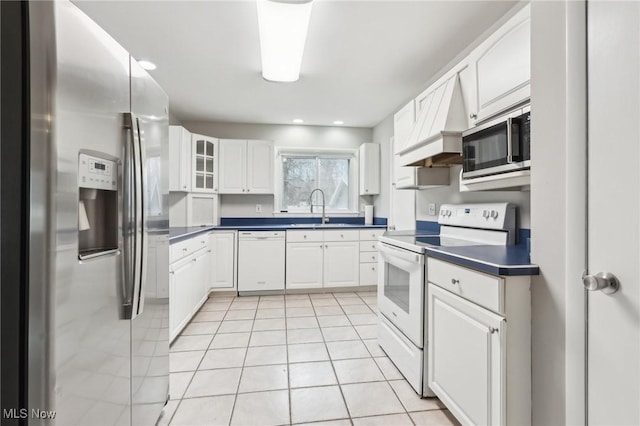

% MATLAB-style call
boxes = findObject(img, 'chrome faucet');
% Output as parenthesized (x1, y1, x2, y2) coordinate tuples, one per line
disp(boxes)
(309, 188, 329, 224)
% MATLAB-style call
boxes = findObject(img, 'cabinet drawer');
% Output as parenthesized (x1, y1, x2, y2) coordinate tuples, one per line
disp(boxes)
(359, 228, 385, 241)
(360, 252, 378, 263)
(171, 235, 208, 262)
(359, 263, 377, 286)
(427, 257, 504, 314)
(359, 241, 378, 252)
(323, 230, 359, 242)
(287, 230, 323, 243)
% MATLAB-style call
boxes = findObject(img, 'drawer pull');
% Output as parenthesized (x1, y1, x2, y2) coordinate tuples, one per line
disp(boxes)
(182, 248, 187, 252)
(489, 327, 499, 334)
(451, 278, 460, 285)
(371, 266, 375, 271)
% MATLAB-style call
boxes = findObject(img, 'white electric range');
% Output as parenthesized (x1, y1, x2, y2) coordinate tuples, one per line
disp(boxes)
(376, 202, 517, 397)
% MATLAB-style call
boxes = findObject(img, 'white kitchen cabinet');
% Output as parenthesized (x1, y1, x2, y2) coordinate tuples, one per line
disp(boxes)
(427, 257, 531, 426)
(219, 139, 273, 194)
(208, 231, 236, 290)
(467, 5, 531, 123)
(169, 126, 192, 192)
(170, 255, 196, 341)
(428, 284, 504, 425)
(323, 241, 360, 287)
(358, 228, 383, 286)
(191, 134, 219, 193)
(286, 242, 324, 289)
(285, 229, 379, 290)
(186, 193, 218, 226)
(393, 100, 415, 155)
(359, 143, 380, 195)
(169, 233, 212, 341)
(247, 140, 274, 193)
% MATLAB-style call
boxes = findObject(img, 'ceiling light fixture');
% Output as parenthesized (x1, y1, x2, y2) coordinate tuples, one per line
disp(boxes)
(257, 0, 313, 82)
(138, 60, 157, 71)
(333, 120, 344, 125)
(293, 119, 304, 124)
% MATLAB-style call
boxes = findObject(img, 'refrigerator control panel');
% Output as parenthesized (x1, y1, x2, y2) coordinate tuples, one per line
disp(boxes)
(78, 153, 117, 191)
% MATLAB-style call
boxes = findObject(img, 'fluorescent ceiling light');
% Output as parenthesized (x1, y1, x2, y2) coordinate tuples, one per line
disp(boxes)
(257, 0, 313, 82)
(293, 119, 304, 124)
(138, 60, 156, 70)
(333, 120, 344, 125)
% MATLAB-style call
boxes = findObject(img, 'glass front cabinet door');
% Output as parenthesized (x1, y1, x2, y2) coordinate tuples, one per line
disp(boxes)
(191, 134, 218, 193)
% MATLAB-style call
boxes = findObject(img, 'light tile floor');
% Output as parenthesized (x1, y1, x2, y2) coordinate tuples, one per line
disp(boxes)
(160, 292, 460, 426)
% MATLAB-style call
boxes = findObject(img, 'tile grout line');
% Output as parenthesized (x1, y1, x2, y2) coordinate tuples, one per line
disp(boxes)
(167, 298, 232, 425)
(227, 295, 256, 426)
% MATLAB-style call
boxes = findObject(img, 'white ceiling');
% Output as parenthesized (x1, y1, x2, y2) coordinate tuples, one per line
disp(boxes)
(74, 1, 516, 128)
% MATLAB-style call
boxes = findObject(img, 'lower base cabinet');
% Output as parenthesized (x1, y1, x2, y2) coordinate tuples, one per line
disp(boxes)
(323, 242, 359, 287)
(208, 231, 236, 290)
(169, 235, 212, 341)
(285, 230, 363, 290)
(427, 257, 531, 426)
(286, 243, 323, 289)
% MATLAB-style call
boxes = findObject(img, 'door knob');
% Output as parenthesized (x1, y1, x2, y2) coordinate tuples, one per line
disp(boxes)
(582, 271, 620, 294)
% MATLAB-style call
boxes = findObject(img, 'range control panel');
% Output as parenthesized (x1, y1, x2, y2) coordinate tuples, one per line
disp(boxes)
(78, 153, 117, 191)
(438, 202, 516, 231)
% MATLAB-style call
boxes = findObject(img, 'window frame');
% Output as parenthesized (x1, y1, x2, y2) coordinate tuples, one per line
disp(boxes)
(274, 147, 359, 215)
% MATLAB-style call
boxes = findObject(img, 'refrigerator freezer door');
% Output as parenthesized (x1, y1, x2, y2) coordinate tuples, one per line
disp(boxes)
(47, 1, 132, 424)
(129, 57, 170, 425)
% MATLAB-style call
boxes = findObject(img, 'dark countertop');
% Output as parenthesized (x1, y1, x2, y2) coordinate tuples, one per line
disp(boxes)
(379, 230, 538, 276)
(423, 244, 538, 276)
(170, 224, 387, 244)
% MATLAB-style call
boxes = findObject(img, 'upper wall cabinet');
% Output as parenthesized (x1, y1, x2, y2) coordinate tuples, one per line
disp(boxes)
(219, 139, 274, 194)
(169, 126, 192, 192)
(191, 134, 219, 193)
(464, 5, 531, 125)
(359, 143, 380, 195)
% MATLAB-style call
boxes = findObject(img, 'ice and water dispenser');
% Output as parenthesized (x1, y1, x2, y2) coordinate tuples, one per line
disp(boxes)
(78, 152, 118, 260)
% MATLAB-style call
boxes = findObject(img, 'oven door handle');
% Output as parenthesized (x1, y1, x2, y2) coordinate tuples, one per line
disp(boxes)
(377, 242, 424, 264)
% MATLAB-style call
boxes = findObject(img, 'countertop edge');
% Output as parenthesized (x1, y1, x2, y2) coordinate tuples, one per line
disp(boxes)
(424, 247, 540, 276)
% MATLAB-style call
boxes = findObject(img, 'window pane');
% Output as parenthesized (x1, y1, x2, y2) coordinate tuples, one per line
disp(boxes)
(318, 158, 349, 210)
(282, 157, 316, 210)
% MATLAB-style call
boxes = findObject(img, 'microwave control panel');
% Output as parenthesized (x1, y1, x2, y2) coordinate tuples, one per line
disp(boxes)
(78, 153, 117, 191)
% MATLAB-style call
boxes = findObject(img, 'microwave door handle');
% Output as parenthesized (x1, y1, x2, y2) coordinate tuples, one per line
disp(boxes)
(506, 117, 513, 164)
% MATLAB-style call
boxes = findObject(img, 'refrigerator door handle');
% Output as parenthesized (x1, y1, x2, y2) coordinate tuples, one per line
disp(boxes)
(134, 116, 148, 316)
(123, 113, 143, 320)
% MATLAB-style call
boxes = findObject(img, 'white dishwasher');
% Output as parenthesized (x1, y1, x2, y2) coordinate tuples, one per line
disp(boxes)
(237, 231, 286, 293)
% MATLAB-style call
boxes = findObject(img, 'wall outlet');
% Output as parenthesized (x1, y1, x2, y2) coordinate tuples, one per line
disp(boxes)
(428, 203, 437, 216)
(256, 204, 262, 213)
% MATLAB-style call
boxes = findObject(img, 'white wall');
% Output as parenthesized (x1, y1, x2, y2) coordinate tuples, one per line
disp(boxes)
(181, 121, 373, 218)
(371, 114, 393, 219)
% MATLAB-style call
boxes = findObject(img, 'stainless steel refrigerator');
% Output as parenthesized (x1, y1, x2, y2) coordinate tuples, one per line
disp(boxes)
(1, 1, 170, 424)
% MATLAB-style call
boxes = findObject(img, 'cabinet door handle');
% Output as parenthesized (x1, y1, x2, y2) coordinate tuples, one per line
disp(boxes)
(469, 113, 478, 120)
(247, 189, 250, 192)
(325, 244, 328, 248)
(489, 327, 499, 334)
(451, 278, 460, 285)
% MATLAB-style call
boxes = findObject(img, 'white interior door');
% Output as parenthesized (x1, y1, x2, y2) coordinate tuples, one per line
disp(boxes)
(586, 2, 640, 424)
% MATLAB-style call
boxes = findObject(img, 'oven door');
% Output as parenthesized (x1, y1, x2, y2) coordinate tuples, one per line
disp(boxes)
(377, 242, 425, 347)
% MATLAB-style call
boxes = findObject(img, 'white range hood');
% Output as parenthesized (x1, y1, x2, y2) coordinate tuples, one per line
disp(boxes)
(397, 73, 468, 167)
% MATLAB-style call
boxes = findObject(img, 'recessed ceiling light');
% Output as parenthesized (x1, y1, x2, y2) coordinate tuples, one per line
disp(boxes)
(257, 0, 314, 82)
(333, 120, 344, 125)
(138, 60, 156, 71)
(293, 119, 304, 124)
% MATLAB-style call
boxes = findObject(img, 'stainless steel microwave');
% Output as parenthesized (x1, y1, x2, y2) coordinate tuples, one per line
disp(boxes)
(461, 105, 530, 179)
